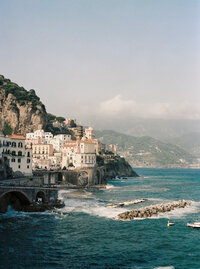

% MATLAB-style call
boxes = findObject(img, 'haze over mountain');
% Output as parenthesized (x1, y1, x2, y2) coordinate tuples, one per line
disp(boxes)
(166, 132, 200, 158)
(95, 129, 195, 168)
(85, 118, 200, 141)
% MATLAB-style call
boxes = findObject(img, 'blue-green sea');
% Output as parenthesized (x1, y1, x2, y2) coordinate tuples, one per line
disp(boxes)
(0, 168, 200, 269)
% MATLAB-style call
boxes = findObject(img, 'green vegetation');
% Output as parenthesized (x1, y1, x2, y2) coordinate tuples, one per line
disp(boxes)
(0, 76, 45, 111)
(56, 116, 65, 123)
(96, 155, 104, 166)
(95, 130, 195, 168)
(3, 121, 13, 135)
(46, 113, 75, 138)
(70, 120, 77, 128)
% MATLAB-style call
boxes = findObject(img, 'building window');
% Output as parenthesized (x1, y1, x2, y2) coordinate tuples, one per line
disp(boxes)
(11, 158, 15, 163)
(27, 165, 29, 169)
(18, 165, 21, 169)
(18, 142, 23, 148)
(27, 159, 30, 163)
(18, 159, 21, 163)
(27, 152, 30, 157)
(18, 151, 22, 156)
(11, 151, 16, 156)
(12, 142, 16, 147)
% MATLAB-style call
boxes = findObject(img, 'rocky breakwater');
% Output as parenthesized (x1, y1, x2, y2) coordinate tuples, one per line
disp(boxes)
(118, 200, 191, 221)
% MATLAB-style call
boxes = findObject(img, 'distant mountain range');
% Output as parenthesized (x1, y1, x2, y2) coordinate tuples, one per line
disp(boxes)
(89, 118, 200, 141)
(95, 130, 197, 168)
(166, 132, 200, 157)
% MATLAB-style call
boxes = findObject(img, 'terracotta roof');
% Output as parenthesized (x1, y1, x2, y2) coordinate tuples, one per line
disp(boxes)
(63, 144, 76, 148)
(8, 135, 25, 140)
(79, 140, 96, 144)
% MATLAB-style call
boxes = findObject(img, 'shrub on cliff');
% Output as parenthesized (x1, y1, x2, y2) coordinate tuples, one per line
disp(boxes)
(0, 77, 44, 111)
(3, 121, 12, 135)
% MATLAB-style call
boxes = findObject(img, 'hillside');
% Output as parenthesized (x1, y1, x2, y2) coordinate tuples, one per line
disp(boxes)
(166, 132, 200, 157)
(0, 75, 72, 136)
(95, 130, 196, 168)
(0, 75, 47, 135)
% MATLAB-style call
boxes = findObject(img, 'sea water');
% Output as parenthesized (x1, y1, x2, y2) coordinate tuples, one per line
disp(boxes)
(0, 168, 200, 269)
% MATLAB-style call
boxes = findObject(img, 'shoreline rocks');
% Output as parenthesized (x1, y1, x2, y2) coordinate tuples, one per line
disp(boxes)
(118, 200, 191, 221)
(21, 199, 65, 213)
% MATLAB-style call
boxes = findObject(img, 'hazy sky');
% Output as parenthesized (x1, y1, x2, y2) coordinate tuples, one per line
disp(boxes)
(1, 0, 200, 125)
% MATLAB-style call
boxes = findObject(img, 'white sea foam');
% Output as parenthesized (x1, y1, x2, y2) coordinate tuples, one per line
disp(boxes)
(58, 189, 76, 200)
(80, 203, 126, 219)
(58, 189, 93, 201)
(106, 184, 116, 190)
(58, 196, 126, 219)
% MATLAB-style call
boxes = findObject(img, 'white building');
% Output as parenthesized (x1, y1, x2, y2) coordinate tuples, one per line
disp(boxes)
(26, 129, 53, 144)
(84, 127, 95, 140)
(108, 144, 117, 155)
(50, 134, 71, 152)
(49, 152, 62, 169)
(62, 140, 96, 169)
(1, 135, 32, 176)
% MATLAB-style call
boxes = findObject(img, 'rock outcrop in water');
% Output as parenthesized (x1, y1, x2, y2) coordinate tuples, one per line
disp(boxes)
(118, 200, 191, 221)
(21, 200, 65, 212)
(104, 155, 139, 178)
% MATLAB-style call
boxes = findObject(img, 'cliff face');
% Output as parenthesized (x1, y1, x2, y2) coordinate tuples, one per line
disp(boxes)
(104, 156, 139, 178)
(0, 76, 47, 135)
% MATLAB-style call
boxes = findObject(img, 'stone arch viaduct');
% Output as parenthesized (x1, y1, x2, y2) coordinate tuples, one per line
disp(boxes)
(0, 186, 58, 213)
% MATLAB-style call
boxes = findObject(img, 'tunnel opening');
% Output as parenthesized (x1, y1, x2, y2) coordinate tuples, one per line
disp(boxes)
(0, 191, 32, 213)
(35, 191, 46, 203)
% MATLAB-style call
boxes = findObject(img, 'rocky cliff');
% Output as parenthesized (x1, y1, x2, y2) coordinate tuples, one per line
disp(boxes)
(104, 156, 139, 178)
(0, 75, 47, 135)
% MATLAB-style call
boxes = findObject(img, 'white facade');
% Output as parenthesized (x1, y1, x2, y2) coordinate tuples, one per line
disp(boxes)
(84, 127, 95, 140)
(108, 144, 117, 155)
(1, 135, 32, 176)
(50, 134, 71, 152)
(32, 144, 54, 160)
(26, 129, 53, 144)
(74, 153, 96, 168)
(61, 140, 96, 169)
(49, 153, 62, 168)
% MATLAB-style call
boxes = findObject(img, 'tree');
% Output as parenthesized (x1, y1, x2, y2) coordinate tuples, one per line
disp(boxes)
(3, 121, 12, 135)
(70, 120, 77, 128)
(56, 116, 65, 123)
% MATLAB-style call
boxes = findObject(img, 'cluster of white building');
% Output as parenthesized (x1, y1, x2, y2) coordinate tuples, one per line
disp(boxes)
(0, 125, 116, 176)
(25, 127, 105, 170)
